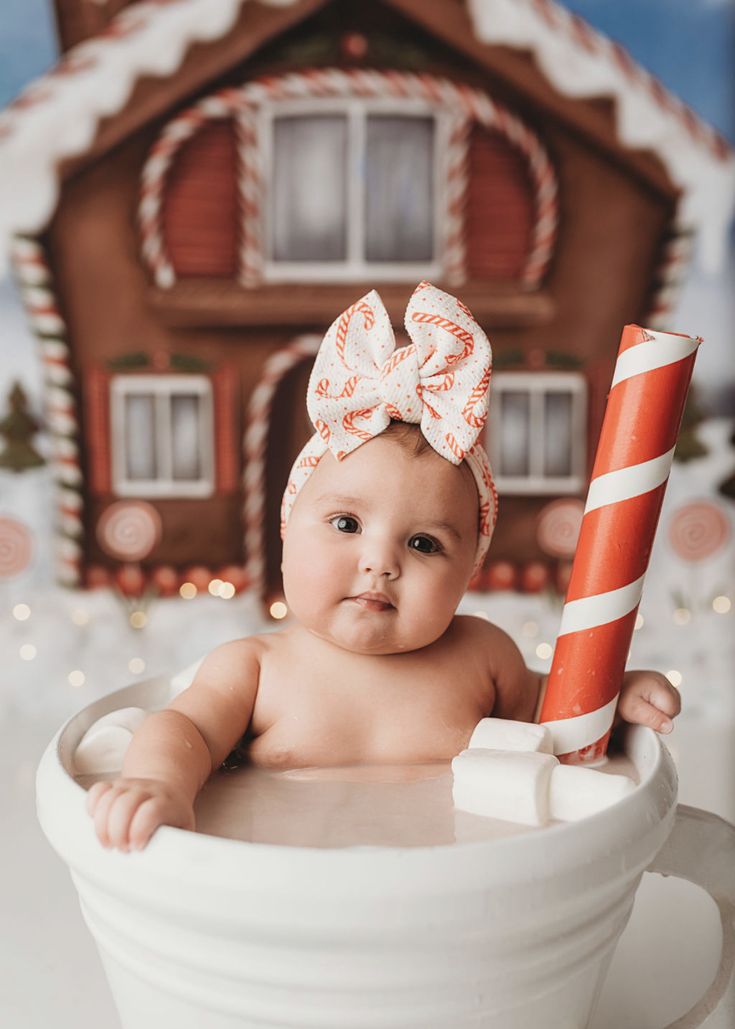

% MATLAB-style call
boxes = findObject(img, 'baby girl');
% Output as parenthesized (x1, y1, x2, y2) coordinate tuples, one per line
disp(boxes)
(88, 283, 680, 850)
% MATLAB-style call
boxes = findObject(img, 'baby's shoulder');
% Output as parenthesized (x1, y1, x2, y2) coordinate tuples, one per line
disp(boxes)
(448, 615, 525, 669)
(196, 634, 267, 680)
(450, 614, 514, 647)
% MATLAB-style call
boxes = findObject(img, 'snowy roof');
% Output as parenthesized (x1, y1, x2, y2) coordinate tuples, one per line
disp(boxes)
(467, 0, 735, 272)
(0, 0, 733, 277)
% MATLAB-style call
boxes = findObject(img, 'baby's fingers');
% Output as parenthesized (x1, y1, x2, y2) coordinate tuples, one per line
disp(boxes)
(106, 788, 149, 852)
(92, 783, 122, 847)
(620, 692, 674, 734)
(128, 797, 166, 851)
(86, 780, 113, 815)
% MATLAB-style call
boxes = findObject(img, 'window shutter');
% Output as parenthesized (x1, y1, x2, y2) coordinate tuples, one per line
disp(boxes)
(85, 367, 112, 495)
(213, 364, 240, 495)
(466, 127, 535, 281)
(163, 120, 239, 278)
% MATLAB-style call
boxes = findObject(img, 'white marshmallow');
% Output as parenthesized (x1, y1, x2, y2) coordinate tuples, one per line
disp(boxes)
(549, 764, 637, 822)
(452, 746, 637, 828)
(468, 718, 552, 754)
(73, 706, 147, 775)
(451, 749, 559, 826)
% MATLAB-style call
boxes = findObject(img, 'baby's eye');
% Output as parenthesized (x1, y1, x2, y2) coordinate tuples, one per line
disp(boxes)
(408, 534, 441, 555)
(330, 515, 360, 534)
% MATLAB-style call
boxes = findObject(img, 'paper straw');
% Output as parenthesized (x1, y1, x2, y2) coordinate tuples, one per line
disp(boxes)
(539, 325, 700, 764)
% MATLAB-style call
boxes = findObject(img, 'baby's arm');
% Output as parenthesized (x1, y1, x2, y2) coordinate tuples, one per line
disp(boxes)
(86, 639, 260, 851)
(465, 617, 543, 722)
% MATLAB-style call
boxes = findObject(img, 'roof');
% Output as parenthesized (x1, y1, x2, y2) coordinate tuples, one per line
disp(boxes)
(0, 0, 732, 275)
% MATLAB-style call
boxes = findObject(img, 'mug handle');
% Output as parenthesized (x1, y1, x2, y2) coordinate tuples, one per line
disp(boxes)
(646, 804, 735, 1029)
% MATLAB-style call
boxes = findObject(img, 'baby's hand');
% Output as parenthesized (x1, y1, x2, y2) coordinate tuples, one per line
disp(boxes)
(616, 670, 682, 735)
(86, 777, 195, 851)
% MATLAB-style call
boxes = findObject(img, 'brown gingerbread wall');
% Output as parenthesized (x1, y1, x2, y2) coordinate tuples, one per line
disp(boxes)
(44, 0, 676, 593)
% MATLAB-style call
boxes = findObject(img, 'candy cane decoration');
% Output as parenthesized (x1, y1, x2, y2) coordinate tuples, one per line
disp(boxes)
(243, 336, 321, 597)
(139, 69, 558, 292)
(540, 325, 700, 764)
(10, 236, 84, 586)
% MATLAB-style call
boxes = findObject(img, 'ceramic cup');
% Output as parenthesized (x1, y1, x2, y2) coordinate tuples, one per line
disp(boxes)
(37, 676, 735, 1029)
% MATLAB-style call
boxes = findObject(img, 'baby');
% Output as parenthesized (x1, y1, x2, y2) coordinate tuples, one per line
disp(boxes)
(88, 283, 680, 850)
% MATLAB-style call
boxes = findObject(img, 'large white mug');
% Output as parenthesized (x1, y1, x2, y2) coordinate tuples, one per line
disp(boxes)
(37, 676, 735, 1029)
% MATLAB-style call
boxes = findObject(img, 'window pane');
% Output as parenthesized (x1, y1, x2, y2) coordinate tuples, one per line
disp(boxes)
(365, 116, 434, 262)
(171, 394, 201, 481)
(271, 115, 347, 261)
(499, 391, 530, 476)
(544, 393, 573, 476)
(124, 394, 156, 480)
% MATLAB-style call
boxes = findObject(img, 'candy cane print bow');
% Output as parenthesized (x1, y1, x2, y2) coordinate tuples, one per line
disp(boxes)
(307, 281, 492, 464)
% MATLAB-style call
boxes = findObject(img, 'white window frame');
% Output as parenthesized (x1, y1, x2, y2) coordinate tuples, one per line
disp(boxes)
(259, 97, 449, 283)
(110, 375, 215, 498)
(487, 371, 587, 495)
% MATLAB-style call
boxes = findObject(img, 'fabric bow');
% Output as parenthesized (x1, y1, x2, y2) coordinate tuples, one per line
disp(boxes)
(307, 281, 492, 465)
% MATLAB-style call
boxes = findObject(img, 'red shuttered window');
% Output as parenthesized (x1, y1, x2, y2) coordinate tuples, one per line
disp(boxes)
(465, 127, 535, 282)
(163, 120, 239, 279)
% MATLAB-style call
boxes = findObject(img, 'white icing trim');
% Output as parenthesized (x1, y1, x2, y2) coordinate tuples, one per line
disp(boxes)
(0, 0, 731, 277)
(467, 0, 735, 272)
(541, 695, 618, 756)
(0, 0, 258, 274)
(610, 331, 701, 388)
(584, 447, 675, 514)
(557, 573, 645, 637)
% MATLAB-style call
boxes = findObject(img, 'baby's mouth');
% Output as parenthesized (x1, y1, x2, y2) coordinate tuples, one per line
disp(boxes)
(350, 591, 395, 612)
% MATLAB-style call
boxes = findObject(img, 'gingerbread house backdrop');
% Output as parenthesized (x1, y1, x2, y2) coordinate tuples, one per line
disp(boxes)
(0, 0, 733, 604)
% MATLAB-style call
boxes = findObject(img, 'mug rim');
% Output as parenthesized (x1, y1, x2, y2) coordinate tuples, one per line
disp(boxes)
(37, 676, 679, 892)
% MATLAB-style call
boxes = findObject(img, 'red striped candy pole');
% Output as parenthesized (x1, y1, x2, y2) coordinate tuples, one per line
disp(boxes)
(539, 325, 700, 765)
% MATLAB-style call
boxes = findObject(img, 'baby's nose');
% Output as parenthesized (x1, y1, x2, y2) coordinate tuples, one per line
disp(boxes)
(358, 539, 400, 579)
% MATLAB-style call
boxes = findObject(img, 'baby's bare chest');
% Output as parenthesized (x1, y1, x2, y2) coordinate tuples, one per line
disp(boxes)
(247, 649, 494, 769)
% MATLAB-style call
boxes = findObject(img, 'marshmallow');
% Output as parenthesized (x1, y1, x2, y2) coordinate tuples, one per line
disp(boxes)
(549, 764, 636, 822)
(452, 749, 559, 826)
(452, 747, 636, 827)
(73, 706, 147, 775)
(468, 718, 552, 754)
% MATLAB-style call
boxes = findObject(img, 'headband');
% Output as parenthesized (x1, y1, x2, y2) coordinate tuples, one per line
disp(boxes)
(280, 281, 497, 574)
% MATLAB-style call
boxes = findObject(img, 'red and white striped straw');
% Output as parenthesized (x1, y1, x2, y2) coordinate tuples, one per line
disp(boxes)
(539, 325, 700, 764)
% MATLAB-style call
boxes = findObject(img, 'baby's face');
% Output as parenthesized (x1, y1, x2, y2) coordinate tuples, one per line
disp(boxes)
(282, 434, 478, 655)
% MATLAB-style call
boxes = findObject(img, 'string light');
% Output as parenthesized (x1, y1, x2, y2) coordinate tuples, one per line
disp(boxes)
(128, 658, 145, 675)
(634, 613, 644, 631)
(666, 670, 683, 688)
(270, 601, 288, 620)
(672, 608, 690, 626)
(13, 603, 31, 621)
(19, 644, 37, 661)
(179, 582, 197, 599)
(712, 595, 731, 614)
(208, 578, 223, 596)
(67, 670, 85, 688)
(522, 620, 539, 637)
(535, 642, 553, 660)
(129, 610, 147, 629)
(219, 582, 236, 599)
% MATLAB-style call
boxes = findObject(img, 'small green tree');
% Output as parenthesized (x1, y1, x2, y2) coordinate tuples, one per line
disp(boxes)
(0, 381, 45, 473)
(674, 384, 709, 463)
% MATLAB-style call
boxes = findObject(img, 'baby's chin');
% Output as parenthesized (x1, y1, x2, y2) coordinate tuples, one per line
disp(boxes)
(309, 611, 447, 656)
